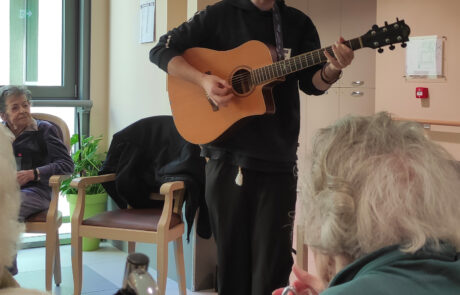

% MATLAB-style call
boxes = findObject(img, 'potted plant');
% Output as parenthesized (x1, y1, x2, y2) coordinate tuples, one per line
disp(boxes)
(60, 134, 107, 251)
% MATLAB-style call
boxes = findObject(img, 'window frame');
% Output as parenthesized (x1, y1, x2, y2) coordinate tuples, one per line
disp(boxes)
(29, 0, 92, 136)
(25, 0, 79, 99)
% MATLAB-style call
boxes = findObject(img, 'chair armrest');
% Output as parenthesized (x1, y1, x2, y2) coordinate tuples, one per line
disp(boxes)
(44, 175, 71, 224)
(70, 173, 116, 189)
(49, 174, 71, 186)
(157, 181, 185, 233)
(159, 181, 184, 195)
(160, 180, 185, 213)
(69, 173, 115, 227)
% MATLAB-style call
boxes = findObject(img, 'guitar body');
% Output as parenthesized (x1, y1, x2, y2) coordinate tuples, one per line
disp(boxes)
(168, 40, 278, 144)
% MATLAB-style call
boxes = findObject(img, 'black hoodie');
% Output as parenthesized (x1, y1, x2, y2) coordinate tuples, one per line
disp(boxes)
(150, 0, 325, 171)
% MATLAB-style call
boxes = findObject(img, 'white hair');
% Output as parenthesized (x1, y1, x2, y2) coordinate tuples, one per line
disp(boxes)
(0, 125, 23, 274)
(299, 112, 460, 259)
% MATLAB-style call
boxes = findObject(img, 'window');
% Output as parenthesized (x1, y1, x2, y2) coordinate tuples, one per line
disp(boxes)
(0, 0, 86, 100)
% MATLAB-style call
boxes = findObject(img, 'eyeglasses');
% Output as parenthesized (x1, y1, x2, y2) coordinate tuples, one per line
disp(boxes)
(281, 286, 316, 295)
(282, 286, 297, 295)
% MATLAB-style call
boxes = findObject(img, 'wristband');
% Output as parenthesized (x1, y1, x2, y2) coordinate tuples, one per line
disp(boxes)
(33, 168, 40, 181)
(321, 63, 342, 85)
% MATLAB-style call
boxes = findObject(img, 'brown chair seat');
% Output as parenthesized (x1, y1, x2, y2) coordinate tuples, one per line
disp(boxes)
(82, 208, 182, 231)
(26, 210, 63, 223)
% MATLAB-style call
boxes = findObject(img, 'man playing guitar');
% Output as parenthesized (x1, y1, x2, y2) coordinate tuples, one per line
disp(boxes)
(150, 1, 354, 294)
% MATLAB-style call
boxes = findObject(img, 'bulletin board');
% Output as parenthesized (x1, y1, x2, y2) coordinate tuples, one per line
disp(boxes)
(405, 35, 446, 80)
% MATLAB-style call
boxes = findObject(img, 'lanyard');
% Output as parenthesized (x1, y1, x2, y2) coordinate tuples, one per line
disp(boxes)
(272, 2, 285, 61)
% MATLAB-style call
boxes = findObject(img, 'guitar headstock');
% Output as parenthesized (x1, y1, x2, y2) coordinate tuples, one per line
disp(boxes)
(361, 19, 411, 53)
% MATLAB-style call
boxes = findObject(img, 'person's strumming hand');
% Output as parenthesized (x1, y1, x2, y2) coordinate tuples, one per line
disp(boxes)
(200, 74, 234, 107)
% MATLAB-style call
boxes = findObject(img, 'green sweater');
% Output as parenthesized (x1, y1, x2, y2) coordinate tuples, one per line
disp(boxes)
(322, 243, 460, 295)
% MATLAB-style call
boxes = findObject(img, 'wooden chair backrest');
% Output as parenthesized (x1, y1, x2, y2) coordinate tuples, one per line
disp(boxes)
(32, 113, 71, 152)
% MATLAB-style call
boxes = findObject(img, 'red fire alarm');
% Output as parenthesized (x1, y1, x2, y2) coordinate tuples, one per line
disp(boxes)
(416, 87, 429, 99)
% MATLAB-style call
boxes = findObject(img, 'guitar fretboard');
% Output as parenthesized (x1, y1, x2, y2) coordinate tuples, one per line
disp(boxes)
(250, 38, 363, 85)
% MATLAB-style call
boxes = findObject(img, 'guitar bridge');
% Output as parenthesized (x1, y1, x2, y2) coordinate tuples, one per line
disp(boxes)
(206, 93, 219, 112)
(204, 71, 219, 112)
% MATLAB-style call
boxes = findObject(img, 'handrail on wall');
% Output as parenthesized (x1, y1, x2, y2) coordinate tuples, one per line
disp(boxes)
(393, 117, 460, 128)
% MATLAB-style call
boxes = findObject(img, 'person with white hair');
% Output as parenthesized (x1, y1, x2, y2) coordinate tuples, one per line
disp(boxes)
(0, 125, 48, 294)
(275, 112, 460, 295)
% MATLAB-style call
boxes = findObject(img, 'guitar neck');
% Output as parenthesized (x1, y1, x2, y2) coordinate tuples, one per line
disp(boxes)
(251, 37, 363, 85)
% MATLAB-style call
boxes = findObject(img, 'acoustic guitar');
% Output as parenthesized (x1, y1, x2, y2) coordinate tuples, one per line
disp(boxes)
(168, 19, 411, 144)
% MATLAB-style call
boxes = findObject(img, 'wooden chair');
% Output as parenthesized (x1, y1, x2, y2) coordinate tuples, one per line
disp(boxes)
(296, 224, 308, 271)
(70, 174, 187, 295)
(24, 113, 71, 291)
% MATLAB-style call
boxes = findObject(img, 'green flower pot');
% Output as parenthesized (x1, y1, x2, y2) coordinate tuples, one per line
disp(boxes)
(66, 193, 108, 251)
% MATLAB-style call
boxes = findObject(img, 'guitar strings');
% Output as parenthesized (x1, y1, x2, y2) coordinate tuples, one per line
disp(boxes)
(232, 39, 362, 87)
(232, 38, 359, 85)
(230, 45, 340, 86)
(231, 50, 328, 86)
(230, 52, 326, 85)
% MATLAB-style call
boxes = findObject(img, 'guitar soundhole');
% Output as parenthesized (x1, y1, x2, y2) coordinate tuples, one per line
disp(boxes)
(231, 69, 252, 95)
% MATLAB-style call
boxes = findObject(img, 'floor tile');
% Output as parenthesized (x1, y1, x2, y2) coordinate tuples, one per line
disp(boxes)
(15, 265, 118, 294)
(14, 243, 217, 295)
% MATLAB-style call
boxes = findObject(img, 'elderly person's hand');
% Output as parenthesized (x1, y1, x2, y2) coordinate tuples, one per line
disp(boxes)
(272, 265, 324, 295)
(16, 170, 35, 186)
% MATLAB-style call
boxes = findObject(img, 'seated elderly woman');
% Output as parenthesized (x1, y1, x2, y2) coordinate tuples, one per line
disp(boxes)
(0, 85, 74, 275)
(0, 124, 48, 294)
(279, 112, 460, 295)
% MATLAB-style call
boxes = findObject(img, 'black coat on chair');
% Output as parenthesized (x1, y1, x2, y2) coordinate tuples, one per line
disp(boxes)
(99, 115, 210, 240)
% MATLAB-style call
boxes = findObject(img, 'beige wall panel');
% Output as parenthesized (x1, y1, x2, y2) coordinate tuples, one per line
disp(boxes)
(341, 0, 377, 88)
(376, 0, 460, 159)
(339, 88, 375, 118)
(90, 0, 110, 150)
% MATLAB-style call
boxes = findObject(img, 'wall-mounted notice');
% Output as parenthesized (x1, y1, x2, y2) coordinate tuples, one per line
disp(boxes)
(406, 35, 443, 77)
(139, 0, 155, 44)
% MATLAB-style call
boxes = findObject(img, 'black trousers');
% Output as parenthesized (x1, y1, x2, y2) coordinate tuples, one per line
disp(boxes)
(205, 159, 296, 295)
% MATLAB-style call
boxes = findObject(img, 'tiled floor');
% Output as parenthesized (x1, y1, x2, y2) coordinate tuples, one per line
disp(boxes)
(15, 242, 217, 295)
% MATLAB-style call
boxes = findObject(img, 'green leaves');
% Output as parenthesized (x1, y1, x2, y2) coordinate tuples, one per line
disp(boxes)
(60, 134, 106, 195)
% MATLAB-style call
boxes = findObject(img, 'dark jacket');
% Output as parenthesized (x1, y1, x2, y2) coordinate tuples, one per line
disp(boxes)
(99, 116, 210, 240)
(150, 0, 325, 172)
(12, 119, 74, 200)
(324, 243, 460, 295)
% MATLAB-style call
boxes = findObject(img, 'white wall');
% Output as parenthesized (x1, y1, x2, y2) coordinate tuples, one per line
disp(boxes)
(106, 1, 172, 141)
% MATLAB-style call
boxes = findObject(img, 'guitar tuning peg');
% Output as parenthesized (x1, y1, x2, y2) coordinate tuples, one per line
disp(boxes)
(372, 24, 379, 30)
(378, 48, 384, 54)
(401, 42, 407, 48)
(389, 44, 395, 50)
